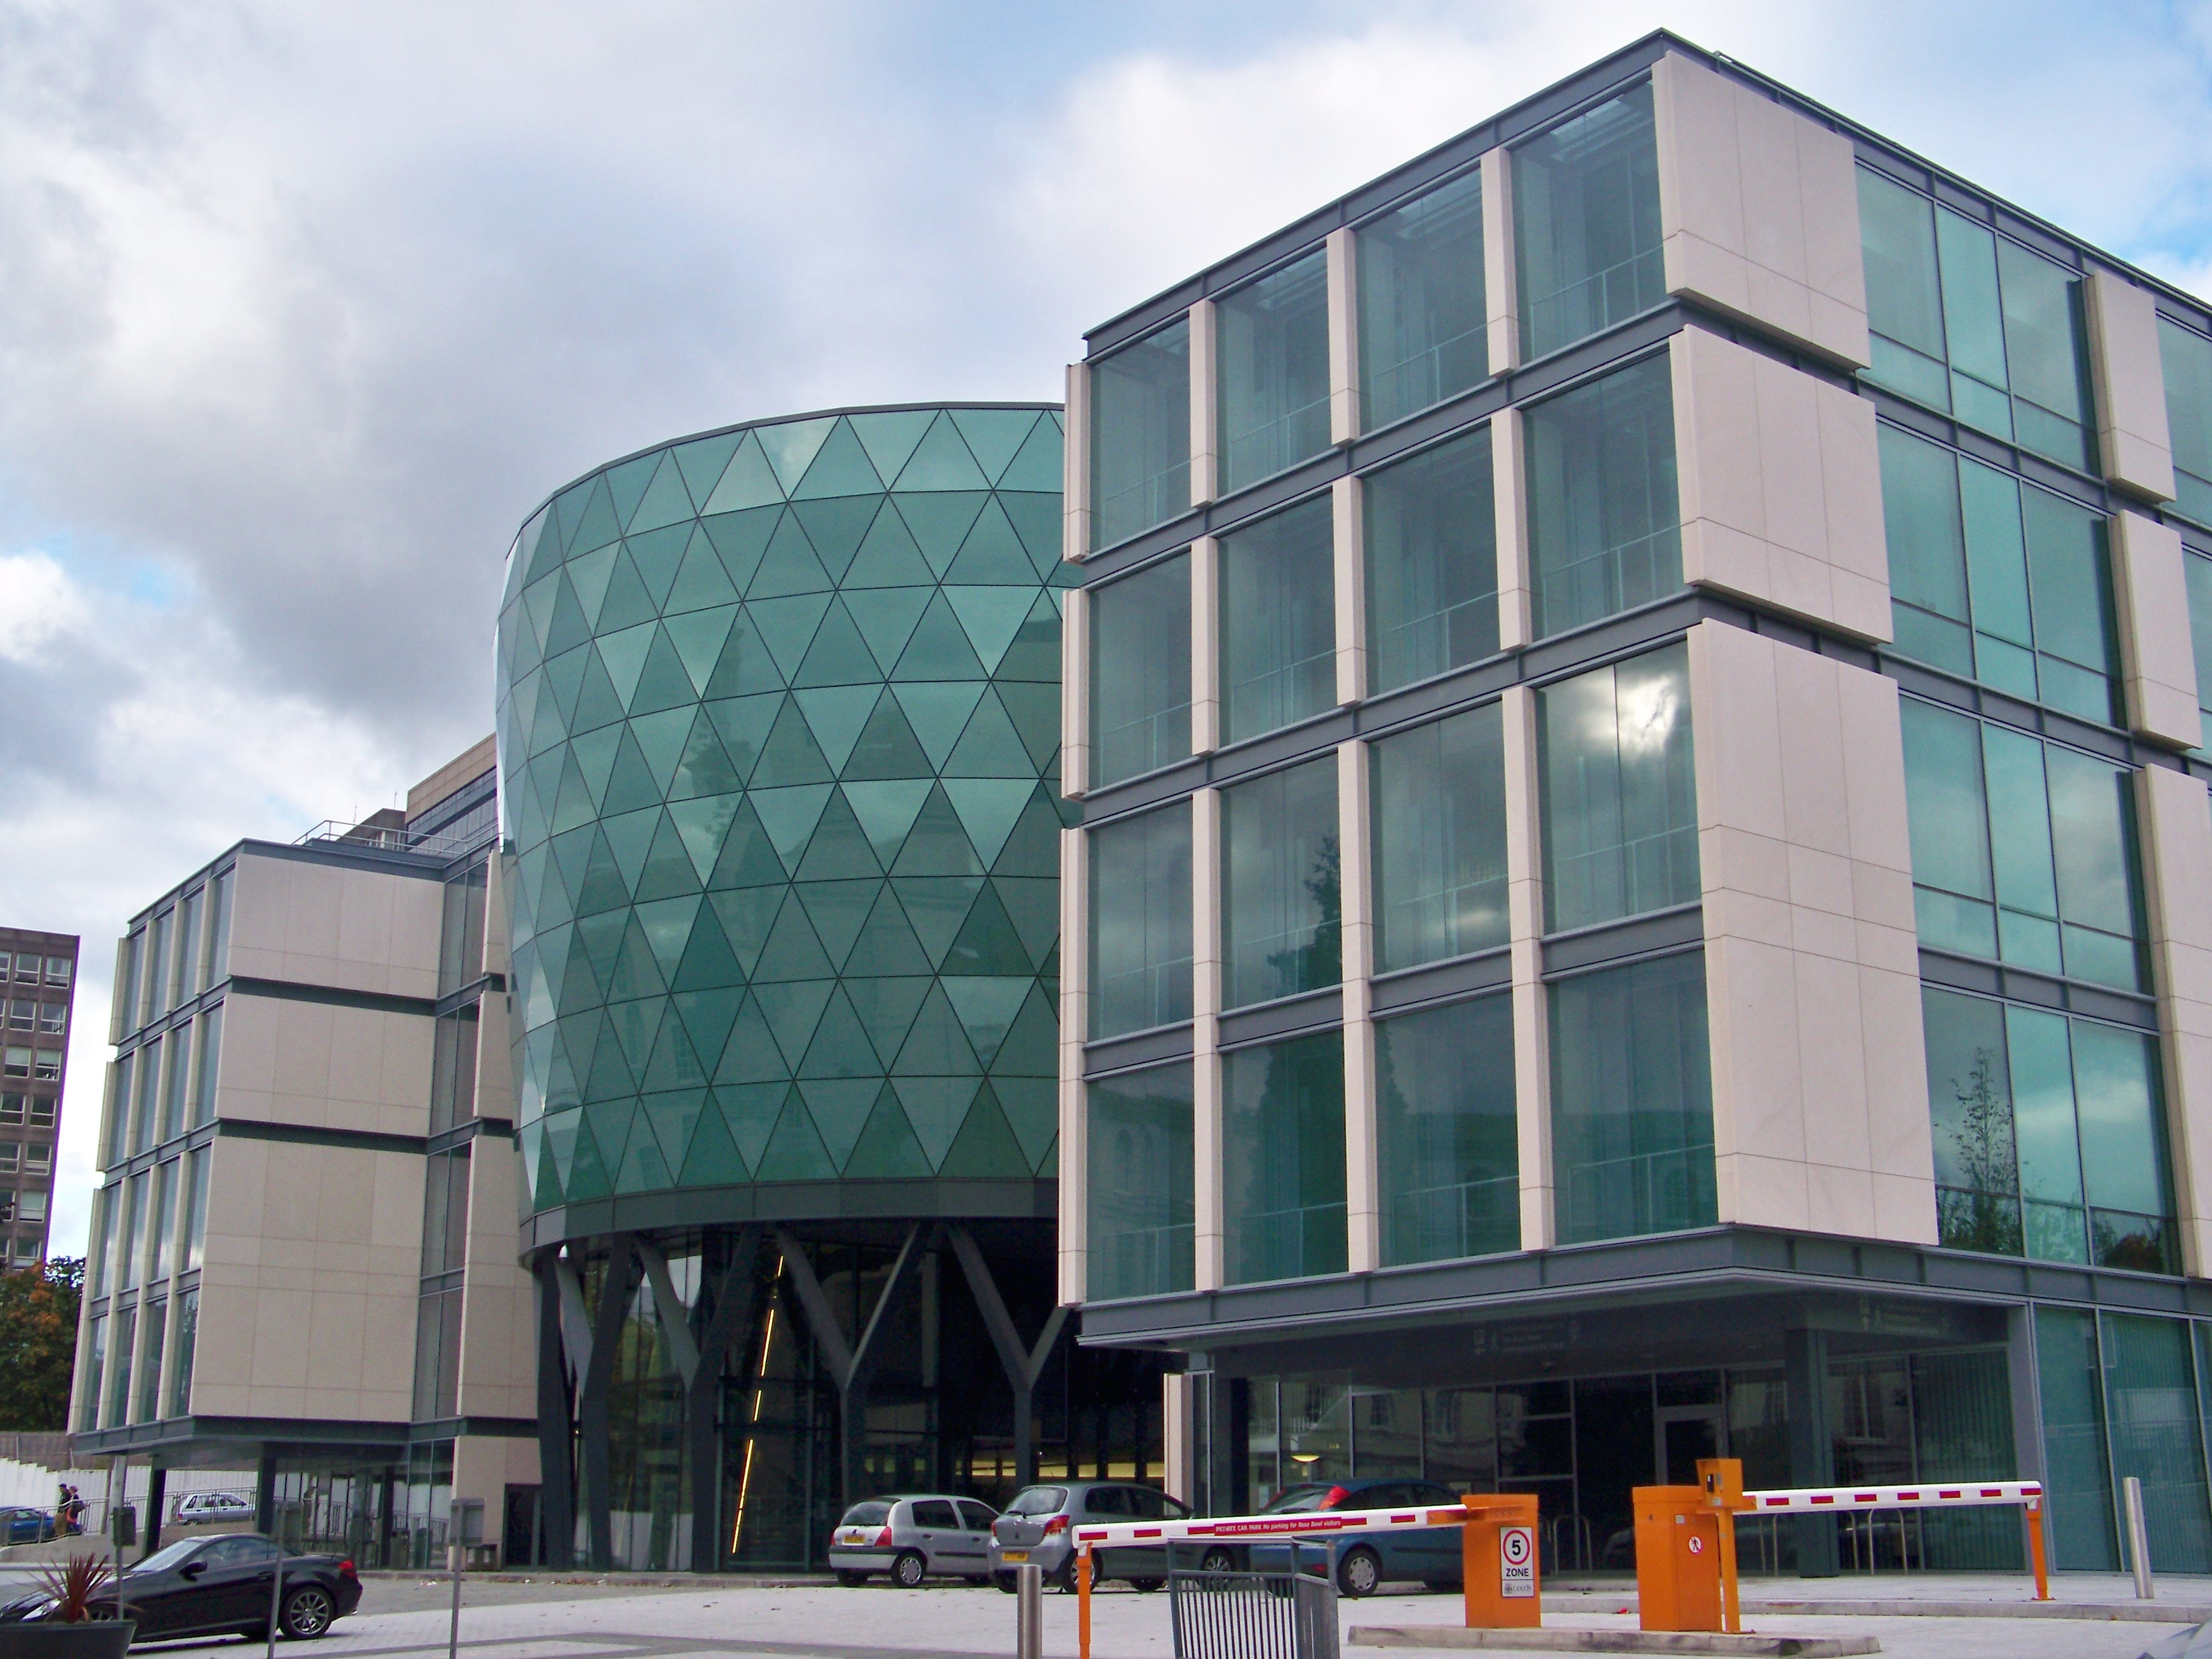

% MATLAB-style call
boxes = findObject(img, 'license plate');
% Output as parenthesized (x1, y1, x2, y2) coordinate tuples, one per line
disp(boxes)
(1000, 1550, 1028, 1562)
(840, 1529, 870, 1545)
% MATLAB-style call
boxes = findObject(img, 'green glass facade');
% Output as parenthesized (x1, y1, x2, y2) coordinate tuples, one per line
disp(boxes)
(495, 404, 1070, 1218)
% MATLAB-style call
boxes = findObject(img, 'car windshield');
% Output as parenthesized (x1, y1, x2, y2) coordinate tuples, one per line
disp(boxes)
(130, 1540, 205, 1575)
(1004, 1487, 1068, 1517)
(839, 1502, 893, 1527)
(1261, 1485, 1339, 1513)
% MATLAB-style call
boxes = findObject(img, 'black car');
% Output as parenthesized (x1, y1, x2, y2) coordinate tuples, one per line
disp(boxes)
(0, 1533, 363, 1641)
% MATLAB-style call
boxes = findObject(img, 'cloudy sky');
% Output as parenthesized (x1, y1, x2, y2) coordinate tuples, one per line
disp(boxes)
(2, 0, 2208, 1255)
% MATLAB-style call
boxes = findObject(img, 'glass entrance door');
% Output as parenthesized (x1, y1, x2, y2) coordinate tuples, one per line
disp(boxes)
(1655, 1406, 1725, 1485)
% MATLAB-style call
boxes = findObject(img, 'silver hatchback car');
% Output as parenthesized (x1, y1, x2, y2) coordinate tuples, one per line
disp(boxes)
(828, 1494, 1000, 1587)
(988, 1480, 1191, 1592)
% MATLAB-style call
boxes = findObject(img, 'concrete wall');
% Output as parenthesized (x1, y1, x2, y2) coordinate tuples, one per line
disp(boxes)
(2135, 763, 2212, 1278)
(226, 851, 443, 1000)
(2110, 511, 2202, 751)
(2085, 272, 2178, 504)
(214, 993, 433, 1139)
(455, 1131, 536, 1421)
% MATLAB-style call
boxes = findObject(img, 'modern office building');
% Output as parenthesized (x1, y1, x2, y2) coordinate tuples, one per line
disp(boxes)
(0, 927, 76, 1267)
(495, 402, 1162, 1572)
(1059, 32, 2212, 1577)
(70, 740, 540, 1567)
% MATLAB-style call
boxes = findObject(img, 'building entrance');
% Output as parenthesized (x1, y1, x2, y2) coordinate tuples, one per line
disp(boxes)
(1655, 1407, 1725, 1486)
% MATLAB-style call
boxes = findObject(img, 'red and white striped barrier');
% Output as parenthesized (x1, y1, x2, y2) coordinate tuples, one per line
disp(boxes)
(1071, 1503, 1469, 1550)
(1742, 1480, 2043, 1514)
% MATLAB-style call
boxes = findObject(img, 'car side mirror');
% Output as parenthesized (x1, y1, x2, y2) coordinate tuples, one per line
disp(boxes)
(179, 1562, 205, 1580)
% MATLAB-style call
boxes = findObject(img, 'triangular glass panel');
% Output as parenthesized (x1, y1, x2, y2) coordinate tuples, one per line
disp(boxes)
(893, 411, 990, 491)
(664, 604, 738, 695)
(752, 893, 837, 983)
(941, 881, 1036, 976)
(842, 1086, 934, 1179)
(843, 891, 936, 982)
(609, 913, 673, 1001)
(594, 548, 662, 635)
(564, 1118, 614, 1200)
(567, 543, 619, 629)
(568, 475, 623, 560)
(606, 999, 665, 1082)
(749, 782, 835, 868)
(531, 1121, 565, 1210)
(843, 501, 936, 588)
(988, 984, 1059, 1079)
(842, 691, 936, 781)
(706, 802, 789, 892)
(747, 592, 834, 683)
(793, 497, 881, 584)
(551, 477, 597, 557)
(672, 429, 745, 505)
(791, 418, 883, 500)
(605, 452, 662, 530)
(943, 499, 1037, 586)
(673, 987, 745, 1075)
(642, 1013, 708, 1092)
(840, 779, 933, 865)
(703, 610, 786, 699)
(702, 503, 781, 592)
(793, 686, 878, 774)
(841, 588, 932, 675)
(999, 493, 1065, 579)
(663, 526, 742, 616)
(849, 409, 936, 483)
(893, 1076, 982, 1168)
(555, 925, 605, 1011)
(756, 1091, 840, 1181)
(628, 452, 697, 535)
(543, 574, 593, 660)
(550, 751, 599, 836)
(791, 598, 880, 689)
(715, 1082, 788, 1170)
(757, 417, 836, 495)
(701, 432, 783, 515)
(680, 1093, 752, 1185)
(893, 492, 990, 575)
(950, 408, 1039, 485)
(943, 779, 1039, 868)
(748, 512, 835, 600)
(941, 977, 1031, 1071)
(704, 693, 781, 785)
(993, 875, 1059, 966)
(597, 621, 657, 709)
(714, 994, 791, 1085)
(993, 1074, 1058, 1168)
(569, 646, 629, 735)
(891, 683, 987, 772)
(600, 808, 660, 899)
(583, 1013, 638, 1102)
(795, 1079, 880, 1170)
(844, 974, 931, 1062)
(546, 1110, 584, 1196)
(997, 411, 1065, 493)
(668, 713, 743, 803)
(795, 878, 879, 971)
(793, 791, 881, 881)
(943, 689, 1037, 779)
(627, 522, 694, 611)
(521, 570, 560, 649)
(893, 982, 980, 1077)
(671, 900, 746, 994)
(796, 987, 879, 1080)
(751, 698, 836, 788)
(890, 876, 985, 966)
(891, 592, 989, 682)
(634, 893, 700, 982)
(937, 1081, 1031, 1177)
(996, 682, 1061, 772)
(639, 1091, 706, 1182)
(945, 586, 1039, 676)
(753, 979, 835, 1072)
(629, 706, 694, 796)
(889, 786, 986, 878)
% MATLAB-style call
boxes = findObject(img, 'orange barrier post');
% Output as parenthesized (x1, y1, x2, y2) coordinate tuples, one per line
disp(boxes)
(1699, 1459, 1752, 1635)
(1634, 1460, 1753, 1634)
(2026, 1498, 2050, 1601)
(1076, 1545, 1092, 1659)
(1456, 1493, 1541, 1629)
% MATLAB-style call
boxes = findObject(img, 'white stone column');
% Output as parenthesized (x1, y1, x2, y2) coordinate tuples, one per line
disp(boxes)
(1333, 475, 1367, 706)
(1192, 788, 1225, 1290)
(2109, 511, 2201, 750)
(1058, 825, 1090, 1305)
(1189, 300, 1221, 507)
(1500, 684, 1552, 1248)
(2085, 273, 2179, 504)
(1338, 738, 1379, 1273)
(1480, 147, 1517, 374)
(1190, 536, 1222, 754)
(1061, 585, 1092, 799)
(2133, 763, 2212, 1278)
(1062, 360, 1094, 563)
(1327, 226, 1361, 446)
(1493, 411, 1534, 651)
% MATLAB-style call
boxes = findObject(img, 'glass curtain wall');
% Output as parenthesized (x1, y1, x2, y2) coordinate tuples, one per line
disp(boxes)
(1375, 994, 1517, 1264)
(1363, 427, 1498, 692)
(1858, 167, 2098, 472)
(1091, 320, 1192, 549)
(1086, 1061, 1195, 1301)
(1218, 497, 1336, 745)
(1090, 552, 1191, 786)
(1217, 252, 1331, 493)
(1221, 758, 1341, 1010)
(1539, 643, 1698, 933)
(1879, 424, 2119, 723)
(1088, 803, 1193, 1039)
(1358, 168, 1488, 430)
(1524, 356, 1681, 638)
(1370, 703, 1508, 971)
(1222, 1031, 1347, 1284)
(1550, 951, 1715, 1245)
(2163, 318, 2212, 528)
(1900, 701, 2147, 992)
(1514, 83, 1662, 361)
(2102, 1314, 2212, 1573)
(1922, 986, 2177, 1272)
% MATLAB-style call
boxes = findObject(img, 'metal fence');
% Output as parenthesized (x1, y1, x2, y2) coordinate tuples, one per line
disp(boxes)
(1165, 1543, 1338, 1659)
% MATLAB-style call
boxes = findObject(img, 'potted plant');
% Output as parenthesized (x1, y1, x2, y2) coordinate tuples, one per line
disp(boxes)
(0, 1554, 135, 1657)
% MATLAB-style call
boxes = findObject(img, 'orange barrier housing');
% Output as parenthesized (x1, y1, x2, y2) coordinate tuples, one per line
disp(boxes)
(1634, 1458, 1752, 1634)
(1458, 1492, 1542, 1629)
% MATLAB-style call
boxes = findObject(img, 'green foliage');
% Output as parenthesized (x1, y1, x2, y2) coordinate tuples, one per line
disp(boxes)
(0, 1258, 84, 1431)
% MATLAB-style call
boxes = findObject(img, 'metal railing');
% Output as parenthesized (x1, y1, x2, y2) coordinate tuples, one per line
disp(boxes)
(294, 820, 495, 862)
(1166, 1542, 1338, 1659)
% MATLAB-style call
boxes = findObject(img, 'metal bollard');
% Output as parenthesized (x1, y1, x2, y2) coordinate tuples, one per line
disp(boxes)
(1015, 1563, 1043, 1659)
(2124, 1476, 2154, 1600)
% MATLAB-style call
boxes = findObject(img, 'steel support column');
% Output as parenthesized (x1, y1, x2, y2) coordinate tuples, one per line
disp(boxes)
(532, 1254, 576, 1568)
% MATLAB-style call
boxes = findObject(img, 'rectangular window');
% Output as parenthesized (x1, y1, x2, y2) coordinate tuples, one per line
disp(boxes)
(1539, 642, 1698, 933)
(118, 930, 143, 1038)
(1221, 756, 1341, 1010)
(1218, 495, 1336, 745)
(167, 1290, 197, 1418)
(1085, 1061, 1195, 1301)
(1358, 167, 1487, 429)
(431, 1007, 480, 1136)
(1900, 700, 2147, 991)
(1222, 1030, 1347, 1284)
(1091, 318, 1191, 549)
(2190, 551, 2212, 754)
(18, 1188, 44, 1223)
(204, 868, 234, 987)
(142, 910, 170, 1030)
(86, 1186, 112, 1300)
(1514, 82, 1662, 361)
(1088, 803, 1194, 1039)
(107, 1304, 135, 1430)
(117, 1172, 146, 1292)
(1524, 354, 1680, 638)
(2101, 1314, 2212, 1574)
(2036, 1307, 2116, 1570)
(1376, 994, 1518, 1265)
(1364, 425, 1498, 692)
(43, 956, 69, 988)
(34, 1004, 62, 1036)
(439, 862, 489, 997)
(161, 1024, 191, 1143)
(30, 1051, 56, 1084)
(2163, 318, 2212, 528)
(4, 1002, 28, 1030)
(1, 1050, 25, 1080)
(0, 1095, 19, 1127)
(1879, 424, 2118, 722)
(412, 1288, 464, 1421)
(1923, 986, 2177, 1272)
(80, 1316, 105, 1434)
(27, 1096, 51, 1128)
(136, 1301, 166, 1424)
(1371, 703, 1508, 972)
(132, 1034, 161, 1155)
(1217, 249, 1332, 494)
(420, 1148, 472, 1278)
(1089, 551, 1192, 788)
(174, 889, 202, 1004)
(1858, 167, 2097, 472)
(193, 1002, 223, 1124)
(24, 1143, 46, 1173)
(181, 1147, 210, 1274)
(0, 1144, 20, 1173)
(1550, 951, 1715, 1245)
(147, 1159, 176, 1285)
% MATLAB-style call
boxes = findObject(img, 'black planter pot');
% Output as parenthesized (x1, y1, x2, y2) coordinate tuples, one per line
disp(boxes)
(0, 1621, 137, 1659)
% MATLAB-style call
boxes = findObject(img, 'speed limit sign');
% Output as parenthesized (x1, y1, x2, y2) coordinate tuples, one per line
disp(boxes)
(1500, 1524, 1536, 1597)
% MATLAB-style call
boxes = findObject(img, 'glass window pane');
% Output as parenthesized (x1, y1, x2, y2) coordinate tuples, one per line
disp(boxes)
(1221, 756, 1341, 1010)
(1090, 552, 1192, 786)
(1935, 208, 2010, 437)
(1858, 168, 1950, 408)
(1364, 426, 1498, 693)
(1375, 994, 1517, 1265)
(181, 1146, 210, 1273)
(192, 1003, 222, 1125)
(2073, 1021, 2174, 1269)
(2035, 1306, 2117, 1570)
(1514, 83, 1662, 360)
(1525, 355, 1680, 637)
(1222, 1031, 1346, 1284)
(167, 1290, 197, 1418)
(79, 1316, 105, 1433)
(1371, 703, 1508, 971)
(2008, 1004, 2086, 1262)
(2162, 318, 2212, 528)
(1217, 250, 1332, 493)
(1922, 986, 2022, 1254)
(2185, 552, 2212, 752)
(1085, 1061, 1195, 1301)
(1980, 724, 2061, 976)
(1358, 168, 1487, 429)
(1091, 319, 1191, 549)
(2021, 488, 2119, 723)
(205, 868, 233, 986)
(2100, 1315, 2212, 1574)
(1088, 803, 1193, 1039)
(136, 1302, 165, 1424)
(1900, 700, 1996, 956)
(2043, 744, 2146, 991)
(1538, 642, 1698, 933)
(1996, 238, 2095, 472)
(1880, 425, 1972, 674)
(1219, 497, 1336, 745)
(1549, 951, 1714, 1245)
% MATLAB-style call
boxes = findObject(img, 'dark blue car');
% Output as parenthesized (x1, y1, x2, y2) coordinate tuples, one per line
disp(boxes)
(0, 1509, 54, 1546)
(1242, 1479, 1467, 1598)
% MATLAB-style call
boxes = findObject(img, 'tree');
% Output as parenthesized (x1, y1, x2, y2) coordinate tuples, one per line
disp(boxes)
(0, 1258, 83, 1430)
(1937, 1051, 2023, 1256)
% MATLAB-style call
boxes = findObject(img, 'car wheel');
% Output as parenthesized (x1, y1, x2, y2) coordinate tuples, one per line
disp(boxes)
(993, 1573, 1019, 1594)
(1336, 1546, 1382, 1599)
(1199, 1546, 1237, 1575)
(1050, 1558, 1078, 1594)
(891, 1550, 927, 1589)
(281, 1584, 337, 1639)
(1129, 1578, 1164, 1593)
(834, 1571, 867, 1587)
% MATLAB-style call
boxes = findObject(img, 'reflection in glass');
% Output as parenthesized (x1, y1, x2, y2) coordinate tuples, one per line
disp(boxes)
(1525, 356, 1680, 637)
(1091, 320, 1191, 549)
(1364, 427, 1498, 693)
(1376, 995, 1517, 1264)
(1090, 552, 1191, 786)
(1088, 804, 1193, 1039)
(1372, 704, 1507, 971)
(1359, 169, 1487, 429)
(2163, 318, 2212, 528)
(1223, 1031, 1346, 1284)
(1515, 84, 1661, 361)
(1086, 1062, 1195, 1301)
(1218, 252, 1331, 492)
(1219, 497, 1335, 745)
(1222, 757, 1340, 1010)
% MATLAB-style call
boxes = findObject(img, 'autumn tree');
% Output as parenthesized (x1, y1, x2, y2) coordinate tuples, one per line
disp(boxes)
(0, 1258, 83, 1430)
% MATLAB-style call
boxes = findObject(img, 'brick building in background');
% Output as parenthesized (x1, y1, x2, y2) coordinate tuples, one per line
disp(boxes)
(0, 928, 75, 1266)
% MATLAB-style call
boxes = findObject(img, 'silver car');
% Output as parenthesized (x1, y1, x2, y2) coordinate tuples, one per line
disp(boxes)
(828, 1494, 1000, 1587)
(988, 1480, 1192, 1592)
